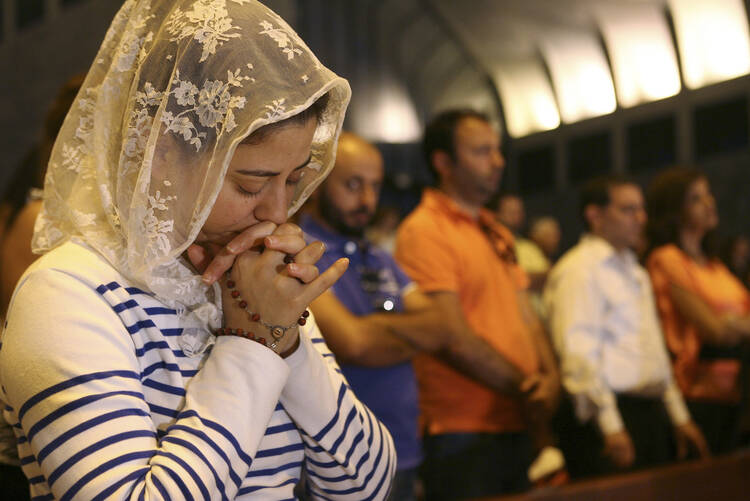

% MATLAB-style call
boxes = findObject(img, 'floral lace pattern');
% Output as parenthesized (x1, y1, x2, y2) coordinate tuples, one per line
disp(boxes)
(167, 0, 246, 62)
(259, 20, 303, 60)
(114, 7, 154, 72)
(144, 186, 177, 258)
(33, 0, 351, 336)
(160, 68, 250, 151)
(264, 98, 287, 120)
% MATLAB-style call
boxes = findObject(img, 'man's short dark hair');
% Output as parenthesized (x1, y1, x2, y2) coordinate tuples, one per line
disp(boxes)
(579, 174, 636, 230)
(422, 109, 490, 185)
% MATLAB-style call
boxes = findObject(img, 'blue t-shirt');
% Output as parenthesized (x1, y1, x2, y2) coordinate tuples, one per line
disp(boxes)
(301, 215, 422, 470)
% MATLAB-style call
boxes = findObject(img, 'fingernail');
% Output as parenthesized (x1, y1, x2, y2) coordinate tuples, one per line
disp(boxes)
(202, 274, 214, 285)
(226, 244, 237, 254)
(288, 263, 298, 272)
(265, 236, 275, 246)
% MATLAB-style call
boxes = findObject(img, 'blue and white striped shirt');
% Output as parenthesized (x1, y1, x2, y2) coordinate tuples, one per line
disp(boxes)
(0, 241, 395, 500)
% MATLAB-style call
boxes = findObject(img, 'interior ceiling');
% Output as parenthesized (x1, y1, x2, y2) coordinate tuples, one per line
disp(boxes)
(433, 0, 669, 62)
(378, 0, 673, 125)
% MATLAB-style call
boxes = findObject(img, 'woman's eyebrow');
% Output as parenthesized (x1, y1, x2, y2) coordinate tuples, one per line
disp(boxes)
(235, 154, 312, 177)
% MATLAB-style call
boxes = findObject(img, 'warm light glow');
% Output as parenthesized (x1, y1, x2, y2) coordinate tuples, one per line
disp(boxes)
(541, 32, 617, 123)
(432, 67, 500, 125)
(352, 79, 421, 143)
(669, 0, 750, 89)
(493, 59, 560, 138)
(597, 4, 681, 107)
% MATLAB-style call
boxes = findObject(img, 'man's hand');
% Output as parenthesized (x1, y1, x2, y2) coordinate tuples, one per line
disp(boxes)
(674, 421, 711, 460)
(603, 430, 635, 469)
(520, 372, 560, 419)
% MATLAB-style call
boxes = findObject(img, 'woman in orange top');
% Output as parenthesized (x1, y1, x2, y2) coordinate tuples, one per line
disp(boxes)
(646, 167, 750, 454)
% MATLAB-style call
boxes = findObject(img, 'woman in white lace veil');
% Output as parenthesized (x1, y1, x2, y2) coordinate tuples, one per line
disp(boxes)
(34, 0, 349, 330)
(0, 1, 396, 499)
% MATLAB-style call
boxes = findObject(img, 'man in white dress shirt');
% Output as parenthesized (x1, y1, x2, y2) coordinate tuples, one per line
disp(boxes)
(544, 175, 709, 477)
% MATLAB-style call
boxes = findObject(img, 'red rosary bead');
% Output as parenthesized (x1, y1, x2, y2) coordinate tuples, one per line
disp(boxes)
(219, 279, 308, 355)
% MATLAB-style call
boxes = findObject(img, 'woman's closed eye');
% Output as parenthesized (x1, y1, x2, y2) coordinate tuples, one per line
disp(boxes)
(237, 183, 263, 198)
(236, 172, 306, 198)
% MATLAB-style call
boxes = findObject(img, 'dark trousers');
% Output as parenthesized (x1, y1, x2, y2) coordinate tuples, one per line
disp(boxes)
(388, 467, 418, 501)
(555, 394, 674, 479)
(420, 432, 533, 501)
(688, 401, 742, 455)
(0, 463, 30, 501)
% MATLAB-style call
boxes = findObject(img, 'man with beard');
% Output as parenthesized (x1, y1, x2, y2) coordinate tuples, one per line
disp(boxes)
(395, 110, 562, 499)
(300, 132, 542, 500)
(299, 132, 425, 500)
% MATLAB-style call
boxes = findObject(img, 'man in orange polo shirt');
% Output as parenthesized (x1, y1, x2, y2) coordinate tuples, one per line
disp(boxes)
(395, 109, 561, 500)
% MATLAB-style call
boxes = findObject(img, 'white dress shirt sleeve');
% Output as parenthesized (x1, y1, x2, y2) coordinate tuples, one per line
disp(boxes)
(545, 264, 624, 435)
(662, 378, 690, 427)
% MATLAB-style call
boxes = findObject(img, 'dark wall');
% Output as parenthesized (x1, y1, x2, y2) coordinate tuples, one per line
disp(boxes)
(501, 76, 750, 255)
(0, 0, 123, 190)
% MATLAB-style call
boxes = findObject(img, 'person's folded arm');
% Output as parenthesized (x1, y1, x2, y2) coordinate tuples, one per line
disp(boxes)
(280, 318, 396, 500)
(649, 249, 750, 345)
(517, 290, 561, 414)
(310, 290, 418, 366)
(669, 283, 750, 345)
(393, 217, 527, 394)
(311, 284, 496, 369)
(398, 290, 526, 395)
(0, 269, 290, 500)
(545, 268, 624, 436)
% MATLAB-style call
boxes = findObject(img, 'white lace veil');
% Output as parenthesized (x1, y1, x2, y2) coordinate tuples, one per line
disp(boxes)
(32, 0, 351, 331)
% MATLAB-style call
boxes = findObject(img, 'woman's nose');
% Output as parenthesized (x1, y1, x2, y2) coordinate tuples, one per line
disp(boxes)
(254, 184, 289, 225)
